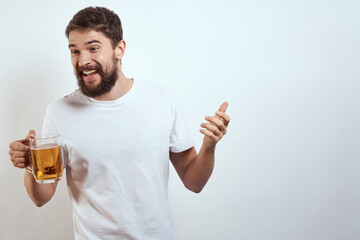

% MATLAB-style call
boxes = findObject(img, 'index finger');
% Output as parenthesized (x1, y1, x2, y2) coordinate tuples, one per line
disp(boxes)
(9, 141, 30, 152)
(215, 111, 231, 125)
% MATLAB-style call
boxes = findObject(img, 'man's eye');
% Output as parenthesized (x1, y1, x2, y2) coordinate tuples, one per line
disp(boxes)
(71, 50, 79, 55)
(90, 47, 99, 51)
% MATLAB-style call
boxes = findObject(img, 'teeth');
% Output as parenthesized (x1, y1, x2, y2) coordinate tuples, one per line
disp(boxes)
(83, 70, 97, 76)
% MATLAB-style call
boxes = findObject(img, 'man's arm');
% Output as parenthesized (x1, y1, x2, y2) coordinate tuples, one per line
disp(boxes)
(170, 102, 230, 193)
(24, 170, 58, 207)
(9, 130, 58, 207)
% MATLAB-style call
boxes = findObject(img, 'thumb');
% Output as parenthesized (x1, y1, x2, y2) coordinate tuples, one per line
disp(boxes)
(218, 102, 228, 113)
(214, 102, 229, 120)
(25, 129, 36, 141)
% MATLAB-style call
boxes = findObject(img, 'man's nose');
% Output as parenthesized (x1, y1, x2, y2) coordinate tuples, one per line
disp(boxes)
(78, 52, 91, 68)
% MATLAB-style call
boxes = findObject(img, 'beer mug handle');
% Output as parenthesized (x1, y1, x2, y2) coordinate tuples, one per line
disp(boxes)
(27, 137, 36, 175)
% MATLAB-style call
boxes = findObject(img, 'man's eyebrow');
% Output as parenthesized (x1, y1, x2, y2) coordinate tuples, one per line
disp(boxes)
(86, 40, 102, 45)
(68, 40, 102, 48)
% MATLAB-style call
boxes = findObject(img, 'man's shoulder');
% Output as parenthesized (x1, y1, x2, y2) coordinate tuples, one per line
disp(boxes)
(136, 79, 176, 99)
(46, 89, 86, 111)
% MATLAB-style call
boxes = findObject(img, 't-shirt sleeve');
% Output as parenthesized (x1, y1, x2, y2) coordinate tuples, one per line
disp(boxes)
(169, 93, 194, 153)
(42, 109, 69, 167)
(42, 110, 58, 135)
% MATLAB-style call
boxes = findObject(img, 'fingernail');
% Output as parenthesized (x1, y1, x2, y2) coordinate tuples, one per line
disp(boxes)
(216, 111, 221, 114)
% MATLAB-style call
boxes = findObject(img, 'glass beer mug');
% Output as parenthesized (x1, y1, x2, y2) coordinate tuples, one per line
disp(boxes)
(28, 134, 64, 183)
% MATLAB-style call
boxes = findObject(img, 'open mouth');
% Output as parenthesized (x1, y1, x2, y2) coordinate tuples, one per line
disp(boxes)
(82, 69, 98, 76)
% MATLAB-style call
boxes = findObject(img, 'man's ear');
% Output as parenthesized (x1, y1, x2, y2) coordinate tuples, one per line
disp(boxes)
(115, 40, 126, 60)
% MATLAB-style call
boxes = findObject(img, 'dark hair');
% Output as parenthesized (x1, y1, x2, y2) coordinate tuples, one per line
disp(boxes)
(65, 6, 123, 48)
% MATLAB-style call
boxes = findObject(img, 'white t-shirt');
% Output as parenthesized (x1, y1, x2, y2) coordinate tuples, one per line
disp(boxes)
(42, 79, 193, 240)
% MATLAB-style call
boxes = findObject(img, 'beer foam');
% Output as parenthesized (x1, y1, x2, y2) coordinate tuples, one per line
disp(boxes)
(30, 143, 59, 150)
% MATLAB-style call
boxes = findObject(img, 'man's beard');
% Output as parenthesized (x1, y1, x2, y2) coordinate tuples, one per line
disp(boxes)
(75, 59, 118, 98)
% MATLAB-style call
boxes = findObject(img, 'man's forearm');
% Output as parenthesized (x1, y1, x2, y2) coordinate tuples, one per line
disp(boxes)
(183, 145, 215, 193)
(24, 171, 57, 207)
(170, 103, 230, 193)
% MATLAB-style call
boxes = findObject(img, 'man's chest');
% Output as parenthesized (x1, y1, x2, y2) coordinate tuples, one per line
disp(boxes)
(61, 106, 172, 172)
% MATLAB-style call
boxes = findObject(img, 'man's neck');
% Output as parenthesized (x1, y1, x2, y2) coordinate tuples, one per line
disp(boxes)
(94, 70, 133, 101)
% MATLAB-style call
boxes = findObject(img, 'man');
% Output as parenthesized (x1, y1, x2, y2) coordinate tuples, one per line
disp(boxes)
(8, 6, 230, 240)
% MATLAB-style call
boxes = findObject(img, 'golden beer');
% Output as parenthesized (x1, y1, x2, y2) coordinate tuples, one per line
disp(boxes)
(30, 143, 63, 183)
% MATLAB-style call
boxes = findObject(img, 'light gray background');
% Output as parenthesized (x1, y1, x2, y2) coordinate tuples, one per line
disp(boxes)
(1, 0, 359, 239)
